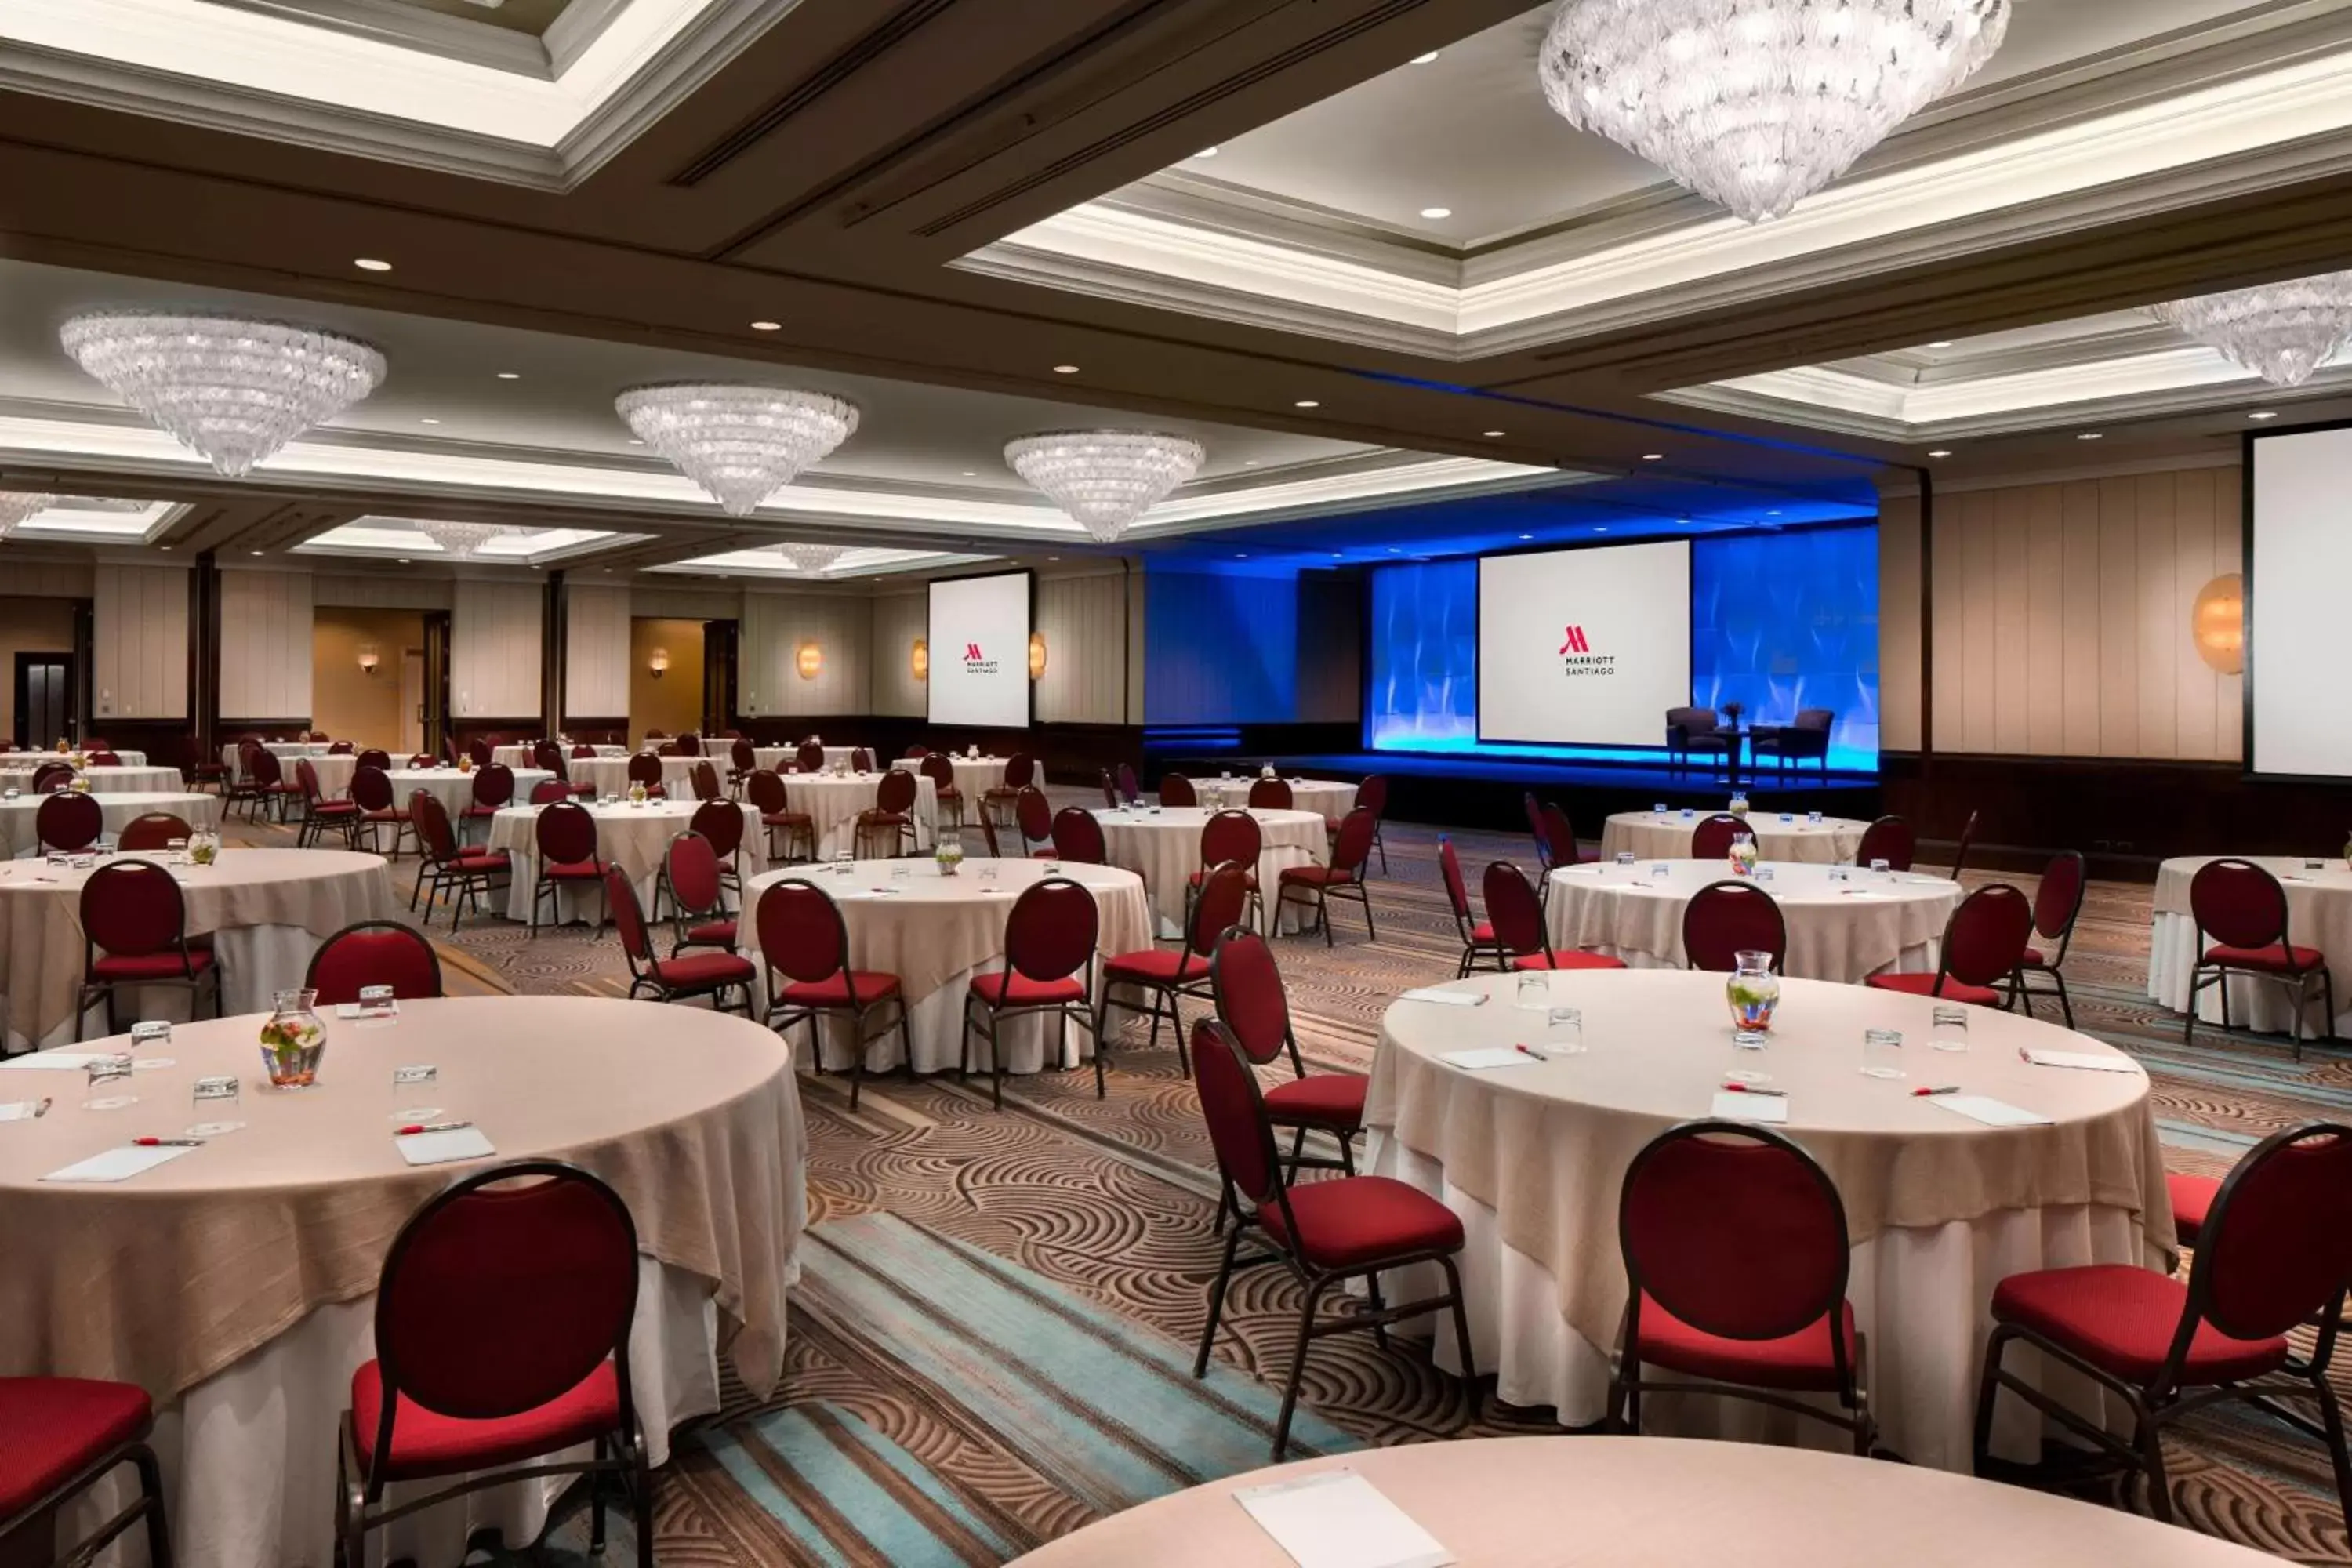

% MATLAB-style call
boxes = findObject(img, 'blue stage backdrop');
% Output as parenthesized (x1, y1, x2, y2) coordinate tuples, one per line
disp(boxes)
(1367, 524, 1879, 771)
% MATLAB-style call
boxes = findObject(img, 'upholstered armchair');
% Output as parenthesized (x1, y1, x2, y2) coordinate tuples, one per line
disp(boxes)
(1664, 706, 1733, 777)
(1751, 708, 1835, 780)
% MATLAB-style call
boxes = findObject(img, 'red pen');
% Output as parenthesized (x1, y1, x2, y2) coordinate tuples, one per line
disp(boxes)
(132, 1137, 205, 1147)
(1515, 1044, 1544, 1060)
(395, 1120, 473, 1137)
(1719, 1083, 1787, 1096)
(1911, 1085, 1962, 1097)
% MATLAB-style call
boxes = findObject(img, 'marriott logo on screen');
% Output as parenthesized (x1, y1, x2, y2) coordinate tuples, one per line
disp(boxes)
(1557, 624, 1617, 677)
(962, 641, 1000, 675)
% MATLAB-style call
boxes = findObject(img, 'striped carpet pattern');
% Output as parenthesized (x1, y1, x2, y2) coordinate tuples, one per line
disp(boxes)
(215, 797, 2352, 1563)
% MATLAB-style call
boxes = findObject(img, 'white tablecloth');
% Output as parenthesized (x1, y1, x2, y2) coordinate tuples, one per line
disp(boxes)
(1091, 805, 1328, 937)
(1600, 811, 1868, 865)
(222, 742, 328, 776)
(1367, 971, 2171, 1472)
(575, 754, 739, 799)
(889, 755, 1011, 800)
(2, 750, 146, 768)
(2147, 854, 2352, 1035)
(0, 764, 183, 796)
(492, 744, 629, 769)
(0, 793, 222, 858)
(736, 858, 1153, 1075)
(384, 768, 554, 841)
(1544, 860, 1959, 981)
(786, 773, 939, 858)
(1193, 778, 1358, 819)
(486, 798, 768, 926)
(298, 753, 357, 800)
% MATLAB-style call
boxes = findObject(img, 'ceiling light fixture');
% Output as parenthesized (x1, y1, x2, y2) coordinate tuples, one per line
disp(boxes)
(1410, 50, 1440, 64)
(776, 542, 845, 572)
(60, 311, 386, 477)
(416, 521, 515, 559)
(2249, 411, 2280, 421)
(419, 417, 441, 425)
(495, 372, 520, 380)
(1005, 430, 1205, 543)
(1052, 365, 1080, 375)
(1641, 452, 1664, 461)
(353, 258, 392, 272)
(1194, 147, 1218, 158)
(2077, 432, 2103, 441)
(1420, 206, 1452, 219)
(750, 321, 782, 332)
(2151, 270, 2352, 387)
(615, 383, 859, 516)
(1483, 430, 1506, 437)
(1294, 399, 1320, 408)
(0, 492, 56, 535)
(1538, 0, 2009, 223)
(1926, 340, 1955, 349)
(1928, 448, 1952, 458)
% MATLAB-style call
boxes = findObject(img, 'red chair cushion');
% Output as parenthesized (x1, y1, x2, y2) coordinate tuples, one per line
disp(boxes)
(1186, 867, 1258, 887)
(1508, 950, 1629, 972)
(1991, 1264, 2288, 1385)
(543, 858, 603, 881)
(779, 971, 902, 1009)
(1864, 971, 2005, 1007)
(363, 808, 408, 823)
(451, 853, 510, 874)
(649, 952, 756, 991)
(1263, 1073, 1367, 1133)
(2203, 943, 2326, 974)
(459, 805, 500, 818)
(1635, 1292, 1857, 1392)
(1278, 866, 1355, 887)
(91, 947, 215, 982)
(682, 919, 739, 947)
(2168, 1172, 2220, 1248)
(761, 812, 811, 827)
(968, 971, 1087, 1008)
(1258, 1174, 1463, 1272)
(349, 1359, 619, 1483)
(1469, 921, 1494, 942)
(311, 801, 361, 817)
(2016, 947, 2053, 968)
(0, 1377, 152, 1517)
(1103, 948, 1209, 985)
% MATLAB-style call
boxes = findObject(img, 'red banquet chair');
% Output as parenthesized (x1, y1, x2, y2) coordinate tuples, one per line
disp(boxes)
(296, 758, 364, 850)
(31, 760, 75, 797)
(1854, 815, 1915, 871)
(462, 762, 516, 834)
(756, 878, 910, 1110)
(688, 760, 722, 803)
(855, 768, 919, 858)
(625, 752, 667, 799)
(1188, 808, 1263, 928)
(1013, 786, 1055, 857)
(963, 876, 1098, 1109)
(1483, 861, 1628, 973)
(1439, 837, 1504, 977)
(2183, 857, 2336, 1056)
(118, 811, 194, 852)
(1097, 859, 1249, 1090)
(408, 789, 510, 930)
(1973, 1121, 2352, 1536)
(1688, 813, 1748, 862)
(1524, 791, 1554, 872)
(901, 744, 929, 760)
(1049, 806, 1106, 864)
(983, 753, 1034, 826)
(1097, 768, 1120, 810)
(727, 737, 757, 793)
(794, 741, 826, 774)
(305, 920, 445, 1005)
(606, 864, 755, 1013)
(659, 831, 736, 956)
(529, 800, 607, 938)
(1159, 772, 1197, 808)
(1246, 776, 1292, 811)
(528, 779, 572, 806)
(920, 752, 964, 828)
(350, 764, 415, 858)
(851, 747, 877, 774)
(1610, 1120, 1874, 1454)
(1189, 1018, 1475, 1459)
(1540, 800, 1594, 869)
(76, 860, 218, 1038)
(1682, 879, 1788, 973)
(37, 789, 103, 853)
(1212, 927, 1367, 1180)
(356, 748, 392, 772)
(2009, 849, 2086, 1027)
(1344, 774, 1390, 874)
(1116, 761, 1141, 804)
(1866, 884, 2032, 1007)
(0, 1377, 172, 1567)
(85, 750, 124, 768)
(1275, 806, 1378, 947)
(745, 769, 815, 863)
(689, 797, 747, 895)
(336, 1161, 653, 1568)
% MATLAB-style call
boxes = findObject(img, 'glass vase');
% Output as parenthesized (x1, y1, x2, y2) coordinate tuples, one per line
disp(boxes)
(1727, 951, 1780, 1039)
(259, 988, 327, 1088)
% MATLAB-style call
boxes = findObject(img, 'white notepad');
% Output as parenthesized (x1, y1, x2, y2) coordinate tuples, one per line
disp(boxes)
(0, 1051, 107, 1071)
(1397, 987, 1485, 1007)
(1929, 1094, 2053, 1127)
(42, 1144, 199, 1183)
(1233, 1470, 1454, 1568)
(336, 1001, 398, 1021)
(2020, 1047, 2139, 1074)
(1711, 1091, 1788, 1124)
(0, 1101, 43, 1121)
(394, 1127, 497, 1167)
(1438, 1047, 1537, 1072)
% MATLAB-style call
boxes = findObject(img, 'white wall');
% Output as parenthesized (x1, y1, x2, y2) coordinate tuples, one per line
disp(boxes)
(1035, 567, 1129, 724)
(93, 561, 189, 720)
(452, 579, 543, 720)
(742, 589, 871, 718)
(564, 583, 632, 719)
(219, 568, 314, 719)
(870, 588, 926, 718)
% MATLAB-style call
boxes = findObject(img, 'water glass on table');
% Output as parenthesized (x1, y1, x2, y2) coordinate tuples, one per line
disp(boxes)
(1860, 1027, 1905, 1079)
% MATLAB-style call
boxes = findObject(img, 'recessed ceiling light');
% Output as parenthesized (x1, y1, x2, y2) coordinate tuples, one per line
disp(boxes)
(1193, 147, 1218, 158)
(2249, 410, 2279, 421)
(353, 258, 391, 272)
(1332, 552, 1344, 559)
(1410, 50, 1440, 64)
(1236, 554, 1248, 560)
(1595, 526, 1609, 532)
(1420, 206, 1452, 220)
(627, 438, 644, 445)
(1928, 448, 1952, 458)
(1926, 340, 1954, 349)
(419, 417, 441, 425)
(1053, 365, 1080, 375)
(1641, 452, 1664, 461)
(1294, 399, 1320, 408)
(1387, 547, 1400, 553)
(961, 470, 977, 477)
(1483, 430, 1506, 437)
(1244, 459, 1259, 466)
(397, 558, 410, 564)
(2077, 431, 2103, 441)
(750, 321, 782, 332)
(1766, 510, 1782, 517)
(1519, 533, 1533, 540)
(250, 550, 263, 557)
(495, 372, 520, 380)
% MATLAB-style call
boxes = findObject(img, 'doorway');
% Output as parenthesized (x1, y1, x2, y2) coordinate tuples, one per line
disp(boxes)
(13, 653, 72, 751)
(398, 651, 425, 757)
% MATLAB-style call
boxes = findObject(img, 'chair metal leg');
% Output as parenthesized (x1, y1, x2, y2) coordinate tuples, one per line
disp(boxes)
(1272, 1276, 1326, 1458)
(1192, 1223, 1243, 1378)
(2136, 1403, 2173, 1523)
(1970, 1325, 2010, 1475)
(1438, 1255, 1479, 1431)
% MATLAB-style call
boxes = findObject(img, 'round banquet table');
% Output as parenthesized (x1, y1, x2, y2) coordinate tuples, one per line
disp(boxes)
(1006, 1436, 2275, 1567)
(299, 751, 357, 800)
(786, 771, 940, 858)
(0, 848, 394, 1054)
(486, 797, 768, 926)
(1545, 859, 1960, 981)
(0, 791, 222, 858)
(1364, 970, 2172, 1472)
(891, 753, 1011, 798)
(383, 767, 553, 841)
(574, 753, 731, 799)
(0, 763, 183, 796)
(1091, 805, 1329, 937)
(220, 740, 329, 774)
(2149, 854, 2352, 1036)
(0, 996, 806, 1568)
(1193, 776, 1358, 819)
(492, 742, 628, 769)
(736, 857, 1152, 1076)
(5, 749, 147, 768)
(1600, 808, 1868, 864)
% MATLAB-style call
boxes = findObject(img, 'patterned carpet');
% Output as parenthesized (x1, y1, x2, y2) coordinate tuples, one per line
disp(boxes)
(220, 795, 2352, 1564)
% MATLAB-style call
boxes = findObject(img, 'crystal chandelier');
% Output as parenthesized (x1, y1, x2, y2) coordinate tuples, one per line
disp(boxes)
(2151, 271, 2352, 387)
(614, 384, 858, 517)
(0, 492, 56, 537)
(1537, 0, 2009, 223)
(1004, 430, 1205, 542)
(60, 311, 386, 477)
(776, 542, 845, 572)
(416, 521, 514, 560)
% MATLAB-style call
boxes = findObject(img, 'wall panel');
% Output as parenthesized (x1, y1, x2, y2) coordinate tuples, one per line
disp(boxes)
(565, 583, 633, 719)
(1036, 569, 1128, 724)
(1878, 494, 1922, 752)
(314, 574, 451, 611)
(452, 579, 543, 720)
(93, 562, 189, 721)
(870, 590, 926, 719)
(0, 597, 78, 745)
(220, 569, 314, 718)
(741, 590, 871, 719)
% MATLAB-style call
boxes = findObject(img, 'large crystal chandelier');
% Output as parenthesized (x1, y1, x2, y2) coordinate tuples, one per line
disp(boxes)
(2151, 271, 2352, 387)
(776, 542, 845, 572)
(416, 521, 514, 559)
(614, 384, 858, 517)
(1004, 430, 1205, 542)
(0, 493, 56, 537)
(1537, 0, 2010, 223)
(60, 312, 386, 476)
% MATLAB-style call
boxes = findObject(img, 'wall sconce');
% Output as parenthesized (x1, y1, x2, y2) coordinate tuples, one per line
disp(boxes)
(2192, 572, 2244, 675)
(911, 637, 928, 681)
(356, 643, 380, 677)
(1028, 631, 1048, 681)
(648, 647, 670, 680)
(797, 641, 822, 681)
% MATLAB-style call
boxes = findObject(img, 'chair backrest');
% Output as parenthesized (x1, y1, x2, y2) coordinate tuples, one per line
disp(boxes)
(644, 730, 668, 741)
(873, 767, 917, 815)
(1620, 1122, 1853, 1367)
(1187, 862, 1250, 957)
(604, 862, 655, 968)
(902, 744, 930, 759)
(1690, 813, 1747, 860)
(1014, 786, 1053, 847)
(1098, 768, 1120, 809)
(1050, 807, 1107, 863)
(79, 860, 188, 956)
(535, 799, 598, 865)
(682, 800, 738, 862)
(745, 769, 786, 815)
(1539, 802, 1579, 869)
(1191, 1018, 1285, 1215)
(36, 790, 102, 851)
(532, 740, 561, 772)
(295, 757, 325, 804)
(572, 744, 597, 760)
(466, 736, 493, 768)
(471, 763, 515, 809)
(655, 742, 681, 757)
(851, 746, 876, 772)
(327, 739, 354, 755)
(1329, 808, 1377, 876)
(410, 789, 459, 863)
(1199, 808, 1261, 873)
(795, 742, 826, 772)
(920, 753, 956, 791)
(1357, 774, 1389, 817)
(372, 1161, 639, 1429)
(1159, 772, 1196, 808)
(1247, 777, 1293, 811)
(1939, 884, 2035, 988)
(1116, 762, 1139, 804)
(1004, 753, 1035, 789)
(1794, 707, 1833, 731)
(1523, 792, 1553, 870)
(118, 811, 193, 851)
(1682, 880, 1788, 972)
(1004, 876, 1098, 981)
(1948, 808, 1982, 880)
(81, 736, 111, 750)
(86, 750, 123, 768)
(357, 748, 391, 771)
(2034, 851, 2086, 944)
(528, 779, 571, 805)
(627, 752, 664, 787)
(1438, 836, 1475, 926)
(755, 878, 851, 987)
(731, 738, 756, 772)
(1481, 861, 1547, 958)
(350, 765, 394, 813)
(31, 761, 74, 794)
(1854, 815, 1915, 870)
(408, 753, 437, 769)
(689, 760, 720, 801)
(2190, 858, 2292, 953)
(2190, 1121, 2352, 1346)
(1210, 927, 1293, 1069)
(664, 831, 725, 918)
(1666, 706, 1719, 739)
(675, 732, 702, 757)
(306, 920, 445, 1004)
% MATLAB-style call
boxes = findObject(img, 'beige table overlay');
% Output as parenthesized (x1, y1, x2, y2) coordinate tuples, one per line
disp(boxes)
(0, 791, 221, 858)
(0, 764, 183, 796)
(1193, 778, 1359, 819)
(1010, 1436, 2276, 1568)
(0, 848, 394, 1052)
(2149, 855, 2352, 1036)
(1366, 971, 2170, 1469)
(385, 767, 554, 839)
(487, 798, 768, 925)
(787, 771, 941, 858)
(1092, 805, 1329, 937)
(1600, 809, 1868, 865)
(1545, 859, 1960, 980)
(891, 754, 1011, 799)
(6, 750, 147, 768)
(493, 743, 630, 770)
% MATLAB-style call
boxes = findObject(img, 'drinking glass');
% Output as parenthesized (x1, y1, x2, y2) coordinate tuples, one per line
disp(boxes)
(190, 1074, 241, 1134)
(167, 837, 189, 866)
(1870, 858, 1891, 874)
(82, 1053, 136, 1111)
(833, 850, 855, 877)
(1545, 1005, 1584, 1054)
(1860, 1027, 1905, 1079)
(1515, 971, 1548, 1010)
(1615, 851, 1635, 866)
(1930, 1005, 1970, 1052)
